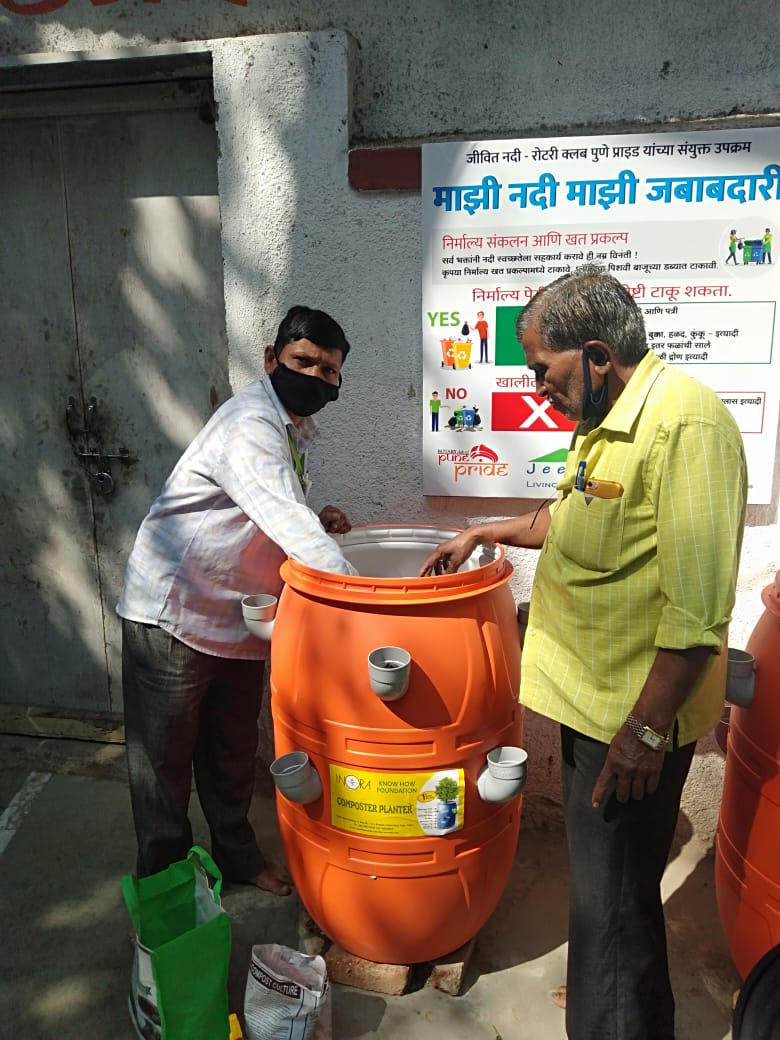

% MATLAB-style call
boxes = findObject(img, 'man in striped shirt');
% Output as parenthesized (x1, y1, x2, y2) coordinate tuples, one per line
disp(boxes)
(118, 306, 357, 896)
(419, 267, 747, 1040)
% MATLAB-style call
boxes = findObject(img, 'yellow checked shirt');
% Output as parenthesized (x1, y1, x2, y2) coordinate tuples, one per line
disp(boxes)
(519, 350, 747, 747)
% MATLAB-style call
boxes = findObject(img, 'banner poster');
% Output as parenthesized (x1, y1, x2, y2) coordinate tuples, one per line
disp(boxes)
(422, 127, 780, 502)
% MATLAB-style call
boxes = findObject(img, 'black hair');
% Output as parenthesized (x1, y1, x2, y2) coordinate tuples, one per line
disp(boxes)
(273, 306, 351, 359)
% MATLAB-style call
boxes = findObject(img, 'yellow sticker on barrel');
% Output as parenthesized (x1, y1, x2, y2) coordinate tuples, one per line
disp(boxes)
(329, 765, 465, 837)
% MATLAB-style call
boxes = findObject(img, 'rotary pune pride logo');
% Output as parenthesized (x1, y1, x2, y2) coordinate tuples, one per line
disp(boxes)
(437, 443, 510, 482)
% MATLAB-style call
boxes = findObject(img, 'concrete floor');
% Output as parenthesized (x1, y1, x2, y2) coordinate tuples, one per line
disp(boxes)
(0, 734, 739, 1040)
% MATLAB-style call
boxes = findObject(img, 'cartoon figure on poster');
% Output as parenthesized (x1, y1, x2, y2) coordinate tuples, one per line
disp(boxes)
(429, 390, 451, 431)
(466, 310, 490, 363)
(722, 224, 774, 267)
(763, 227, 773, 263)
(725, 229, 739, 266)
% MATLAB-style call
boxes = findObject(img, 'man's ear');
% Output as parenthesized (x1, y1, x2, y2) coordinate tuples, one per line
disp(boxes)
(584, 342, 610, 368)
(263, 345, 277, 373)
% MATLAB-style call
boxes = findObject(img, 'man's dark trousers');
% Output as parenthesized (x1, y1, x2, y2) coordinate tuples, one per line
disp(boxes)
(123, 618, 266, 880)
(561, 724, 696, 1040)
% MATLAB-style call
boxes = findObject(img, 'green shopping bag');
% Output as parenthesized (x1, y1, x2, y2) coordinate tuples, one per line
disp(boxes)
(122, 846, 231, 1040)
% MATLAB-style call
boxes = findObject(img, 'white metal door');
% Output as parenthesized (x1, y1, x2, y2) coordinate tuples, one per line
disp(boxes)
(0, 82, 230, 713)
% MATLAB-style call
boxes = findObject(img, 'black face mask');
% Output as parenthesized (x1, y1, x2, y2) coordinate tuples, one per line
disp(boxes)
(581, 350, 608, 421)
(270, 363, 341, 417)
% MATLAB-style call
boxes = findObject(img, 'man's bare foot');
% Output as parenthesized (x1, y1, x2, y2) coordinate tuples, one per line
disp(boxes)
(248, 862, 293, 896)
(551, 984, 567, 1009)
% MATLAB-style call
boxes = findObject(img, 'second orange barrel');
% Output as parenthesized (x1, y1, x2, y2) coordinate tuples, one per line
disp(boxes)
(269, 526, 524, 964)
(716, 572, 780, 978)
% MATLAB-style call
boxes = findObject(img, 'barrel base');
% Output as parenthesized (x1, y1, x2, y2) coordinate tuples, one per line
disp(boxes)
(278, 798, 521, 964)
(324, 934, 477, 996)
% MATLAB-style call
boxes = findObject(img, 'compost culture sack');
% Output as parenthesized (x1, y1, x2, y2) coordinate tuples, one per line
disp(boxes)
(244, 943, 328, 1040)
(122, 846, 231, 1040)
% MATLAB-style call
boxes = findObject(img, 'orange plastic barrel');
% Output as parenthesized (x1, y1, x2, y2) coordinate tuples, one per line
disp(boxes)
(269, 526, 523, 964)
(716, 571, 780, 979)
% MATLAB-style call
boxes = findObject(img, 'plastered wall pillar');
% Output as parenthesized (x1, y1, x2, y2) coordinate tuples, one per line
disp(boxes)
(211, 31, 353, 386)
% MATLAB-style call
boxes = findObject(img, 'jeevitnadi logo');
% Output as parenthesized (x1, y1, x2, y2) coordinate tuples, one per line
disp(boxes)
(524, 448, 569, 491)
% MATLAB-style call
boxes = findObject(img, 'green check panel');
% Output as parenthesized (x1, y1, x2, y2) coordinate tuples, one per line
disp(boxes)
(495, 305, 527, 366)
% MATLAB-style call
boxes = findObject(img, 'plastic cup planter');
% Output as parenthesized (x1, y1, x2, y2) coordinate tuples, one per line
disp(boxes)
(270, 751, 322, 805)
(241, 594, 278, 641)
(367, 646, 411, 701)
(477, 746, 528, 803)
(726, 647, 756, 708)
(716, 648, 757, 755)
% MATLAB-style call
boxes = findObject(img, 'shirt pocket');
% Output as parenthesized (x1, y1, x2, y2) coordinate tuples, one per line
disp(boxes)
(553, 490, 626, 574)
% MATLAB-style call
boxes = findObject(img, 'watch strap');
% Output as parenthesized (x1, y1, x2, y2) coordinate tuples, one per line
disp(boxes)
(625, 712, 670, 749)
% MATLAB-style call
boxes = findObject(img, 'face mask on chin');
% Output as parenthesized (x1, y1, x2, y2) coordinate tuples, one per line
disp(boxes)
(270, 362, 341, 417)
(581, 349, 608, 421)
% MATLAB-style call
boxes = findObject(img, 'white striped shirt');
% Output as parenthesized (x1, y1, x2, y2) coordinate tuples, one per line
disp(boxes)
(117, 376, 354, 659)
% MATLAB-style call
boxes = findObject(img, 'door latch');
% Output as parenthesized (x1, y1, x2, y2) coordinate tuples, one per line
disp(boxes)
(92, 469, 115, 497)
(65, 395, 137, 497)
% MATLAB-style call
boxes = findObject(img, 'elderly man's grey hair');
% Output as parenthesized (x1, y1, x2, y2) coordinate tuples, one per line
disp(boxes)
(516, 265, 648, 364)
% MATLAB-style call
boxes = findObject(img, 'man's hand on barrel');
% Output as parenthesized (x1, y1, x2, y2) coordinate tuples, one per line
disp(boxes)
(418, 530, 479, 576)
(319, 504, 352, 534)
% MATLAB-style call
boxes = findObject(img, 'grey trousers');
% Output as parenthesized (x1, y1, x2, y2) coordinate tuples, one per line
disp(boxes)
(561, 724, 696, 1040)
(122, 618, 267, 880)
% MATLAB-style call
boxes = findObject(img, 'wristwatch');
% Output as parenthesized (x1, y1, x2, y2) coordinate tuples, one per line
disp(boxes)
(625, 712, 670, 751)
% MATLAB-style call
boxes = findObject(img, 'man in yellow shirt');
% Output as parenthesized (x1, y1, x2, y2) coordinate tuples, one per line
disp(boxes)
(419, 266, 747, 1040)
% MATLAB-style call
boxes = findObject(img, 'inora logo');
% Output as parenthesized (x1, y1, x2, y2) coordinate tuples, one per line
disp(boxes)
(337, 773, 371, 791)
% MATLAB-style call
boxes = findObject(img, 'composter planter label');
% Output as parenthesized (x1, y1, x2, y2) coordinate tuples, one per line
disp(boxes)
(329, 766, 465, 837)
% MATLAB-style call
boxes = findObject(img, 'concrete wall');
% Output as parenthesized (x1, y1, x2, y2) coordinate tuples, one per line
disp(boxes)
(2, 2, 778, 842)
(1, 1, 778, 142)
